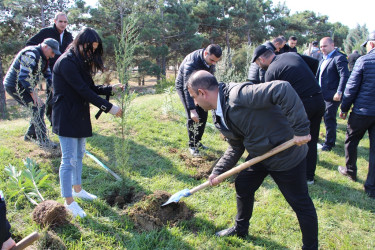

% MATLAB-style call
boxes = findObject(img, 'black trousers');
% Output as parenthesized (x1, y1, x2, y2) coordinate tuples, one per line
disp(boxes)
(323, 100, 341, 147)
(345, 112, 375, 194)
(5, 86, 47, 140)
(176, 89, 208, 148)
(304, 94, 325, 180)
(234, 159, 318, 250)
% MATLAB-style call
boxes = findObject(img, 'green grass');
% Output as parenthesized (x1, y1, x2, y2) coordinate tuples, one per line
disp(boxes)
(1, 92, 375, 249)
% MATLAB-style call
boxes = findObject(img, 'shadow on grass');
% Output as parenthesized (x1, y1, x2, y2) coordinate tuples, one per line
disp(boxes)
(87, 133, 211, 185)
(309, 175, 375, 212)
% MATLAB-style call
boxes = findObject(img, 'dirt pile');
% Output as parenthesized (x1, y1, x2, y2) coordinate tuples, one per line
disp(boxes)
(32, 200, 68, 227)
(128, 190, 193, 231)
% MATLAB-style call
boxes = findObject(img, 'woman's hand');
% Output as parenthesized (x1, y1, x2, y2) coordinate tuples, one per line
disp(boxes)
(112, 83, 125, 92)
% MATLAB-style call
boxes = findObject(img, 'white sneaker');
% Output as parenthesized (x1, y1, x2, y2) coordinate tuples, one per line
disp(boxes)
(72, 189, 97, 200)
(65, 201, 87, 218)
(307, 179, 315, 185)
(189, 147, 201, 157)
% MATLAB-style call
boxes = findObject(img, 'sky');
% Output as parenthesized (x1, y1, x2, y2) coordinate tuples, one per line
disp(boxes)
(85, 0, 374, 32)
(276, 0, 374, 32)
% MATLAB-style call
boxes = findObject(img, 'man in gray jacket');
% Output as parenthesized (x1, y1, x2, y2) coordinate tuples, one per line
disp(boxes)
(187, 70, 318, 249)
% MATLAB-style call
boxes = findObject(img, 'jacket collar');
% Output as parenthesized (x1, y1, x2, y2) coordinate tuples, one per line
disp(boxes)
(36, 45, 47, 61)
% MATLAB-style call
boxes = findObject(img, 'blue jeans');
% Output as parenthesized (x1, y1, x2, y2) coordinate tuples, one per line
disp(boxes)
(59, 136, 86, 198)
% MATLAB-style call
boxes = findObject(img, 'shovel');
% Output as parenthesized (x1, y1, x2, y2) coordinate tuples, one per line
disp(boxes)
(11, 231, 40, 250)
(161, 138, 296, 207)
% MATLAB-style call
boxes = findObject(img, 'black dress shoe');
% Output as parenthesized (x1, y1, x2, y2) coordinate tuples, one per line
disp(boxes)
(338, 166, 357, 181)
(215, 226, 247, 238)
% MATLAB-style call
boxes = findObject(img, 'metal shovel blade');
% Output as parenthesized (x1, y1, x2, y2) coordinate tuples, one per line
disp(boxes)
(161, 188, 192, 207)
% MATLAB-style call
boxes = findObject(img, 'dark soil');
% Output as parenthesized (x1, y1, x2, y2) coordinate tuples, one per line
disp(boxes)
(37, 231, 66, 250)
(179, 153, 218, 180)
(105, 187, 145, 209)
(32, 200, 68, 227)
(128, 190, 193, 231)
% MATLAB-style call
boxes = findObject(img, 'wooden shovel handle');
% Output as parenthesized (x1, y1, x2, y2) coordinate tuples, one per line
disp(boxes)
(11, 231, 40, 250)
(189, 139, 296, 194)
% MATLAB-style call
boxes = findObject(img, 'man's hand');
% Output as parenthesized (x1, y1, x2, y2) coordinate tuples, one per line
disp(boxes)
(208, 173, 222, 186)
(190, 109, 199, 122)
(333, 92, 342, 101)
(1, 237, 16, 250)
(339, 112, 348, 120)
(30, 92, 44, 107)
(293, 134, 311, 146)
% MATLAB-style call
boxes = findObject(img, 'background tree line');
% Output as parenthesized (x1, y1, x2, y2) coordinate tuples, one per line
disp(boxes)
(0, 0, 370, 96)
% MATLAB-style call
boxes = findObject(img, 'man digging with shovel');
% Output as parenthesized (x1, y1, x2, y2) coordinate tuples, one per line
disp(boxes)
(187, 71, 318, 249)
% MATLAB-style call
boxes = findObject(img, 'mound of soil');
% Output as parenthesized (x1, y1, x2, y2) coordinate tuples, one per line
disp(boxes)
(128, 190, 193, 231)
(38, 231, 66, 250)
(32, 200, 68, 227)
(105, 187, 145, 209)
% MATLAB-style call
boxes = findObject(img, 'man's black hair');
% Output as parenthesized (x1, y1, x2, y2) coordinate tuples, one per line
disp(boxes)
(206, 44, 222, 58)
(289, 36, 297, 41)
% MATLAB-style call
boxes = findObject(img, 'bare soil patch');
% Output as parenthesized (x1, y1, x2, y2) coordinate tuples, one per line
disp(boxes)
(179, 153, 218, 180)
(105, 187, 145, 209)
(128, 190, 193, 231)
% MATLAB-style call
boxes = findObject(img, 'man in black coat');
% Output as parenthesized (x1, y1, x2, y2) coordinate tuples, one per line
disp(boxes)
(338, 31, 375, 198)
(187, 70, 318, 249)
(175, 44, 222, 157)
(316, 37, 349, 151)
(253, 45, 325, 184)
(26, 12, 73, 123)
(278, 36, 298, 53)
(347, 50, 361, 73)
(247, 37, 285, 83)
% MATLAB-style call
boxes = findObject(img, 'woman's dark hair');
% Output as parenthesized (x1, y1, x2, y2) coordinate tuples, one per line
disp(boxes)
(69, 27, 104, 74)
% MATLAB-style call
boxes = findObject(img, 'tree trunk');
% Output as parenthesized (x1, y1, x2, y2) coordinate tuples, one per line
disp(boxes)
(225, 29, 232, 68)
(246, 28, 252, 45)
(0, 57, 6, 119)
(40, 0, 45, 27)
(161, 54, 166, 78)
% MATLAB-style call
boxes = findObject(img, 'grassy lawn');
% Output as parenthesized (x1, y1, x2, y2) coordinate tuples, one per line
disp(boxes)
(1, 91, 374, 249)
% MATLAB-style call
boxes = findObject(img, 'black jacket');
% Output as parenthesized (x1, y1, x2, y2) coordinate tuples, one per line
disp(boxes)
(175, 49, 215, 110)
(52, 50, 113, 138)
(348, 51, 361, 72)
(0, 201, 11, 246)
(278, 44, 297, 54)
(247, 41, 276, 83)
(265, 52, 322, 101)
(212, 81, 309, 175)
(26, 24, 73, 68)
(341, 48, 375, 116)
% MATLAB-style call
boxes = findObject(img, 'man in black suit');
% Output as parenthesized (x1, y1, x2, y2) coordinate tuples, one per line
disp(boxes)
(316, 37, 349, 151)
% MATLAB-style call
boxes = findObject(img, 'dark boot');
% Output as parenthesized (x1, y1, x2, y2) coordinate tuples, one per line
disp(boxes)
(338, 166, 357, 181)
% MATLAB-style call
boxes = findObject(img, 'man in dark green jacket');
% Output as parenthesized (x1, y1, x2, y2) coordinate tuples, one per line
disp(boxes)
(187, 70, 318, 250)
